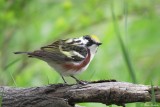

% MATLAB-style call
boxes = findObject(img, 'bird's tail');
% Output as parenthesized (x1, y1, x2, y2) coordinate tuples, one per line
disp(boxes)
(14, 51, 45, 58)
(14, 52, 29, 54)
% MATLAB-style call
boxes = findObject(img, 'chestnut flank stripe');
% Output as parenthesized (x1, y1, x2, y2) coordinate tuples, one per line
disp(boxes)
(63, 49, 91, 71)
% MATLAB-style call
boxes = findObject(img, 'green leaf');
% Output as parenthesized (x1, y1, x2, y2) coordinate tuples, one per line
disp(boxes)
(9, 71, 17, 87)
(110, 0, 137, 83)
(4, 58, 21, 70)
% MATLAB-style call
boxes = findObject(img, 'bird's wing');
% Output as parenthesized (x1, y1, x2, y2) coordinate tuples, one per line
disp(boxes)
(29, 39, 88, 63)
(60, 44, 88, 61)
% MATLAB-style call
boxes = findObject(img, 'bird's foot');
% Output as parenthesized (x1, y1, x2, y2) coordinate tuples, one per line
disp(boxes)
(76, 80, 89, 85)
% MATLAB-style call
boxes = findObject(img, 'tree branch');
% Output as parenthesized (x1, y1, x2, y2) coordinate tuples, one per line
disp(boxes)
(0, 80, 160, 107)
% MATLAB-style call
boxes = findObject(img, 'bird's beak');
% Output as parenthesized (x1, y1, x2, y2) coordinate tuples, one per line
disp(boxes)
(96, 42, 102, 46)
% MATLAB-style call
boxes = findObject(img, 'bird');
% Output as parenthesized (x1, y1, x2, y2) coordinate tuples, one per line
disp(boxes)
(14, 35, 102, 84)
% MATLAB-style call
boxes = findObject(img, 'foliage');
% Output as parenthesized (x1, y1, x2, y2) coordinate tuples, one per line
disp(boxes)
(0, 0, 160, 107)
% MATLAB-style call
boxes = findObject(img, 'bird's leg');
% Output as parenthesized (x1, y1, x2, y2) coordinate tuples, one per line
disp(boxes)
(70, 75, 87, 85)
(60, 74, 67, 84)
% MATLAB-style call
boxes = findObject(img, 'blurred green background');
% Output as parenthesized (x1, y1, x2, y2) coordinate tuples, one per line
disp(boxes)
(0, 0, 160, 107)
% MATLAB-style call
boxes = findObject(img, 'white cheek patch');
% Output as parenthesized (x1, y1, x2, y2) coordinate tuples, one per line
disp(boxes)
(88, 44, 98, 54)
(79, 37, 88, 45)
(83, 39, 88, 44)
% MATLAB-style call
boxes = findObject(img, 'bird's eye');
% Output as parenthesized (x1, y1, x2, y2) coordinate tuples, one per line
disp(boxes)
(84, 35, 91, 40)
(83, 35, 95, 47)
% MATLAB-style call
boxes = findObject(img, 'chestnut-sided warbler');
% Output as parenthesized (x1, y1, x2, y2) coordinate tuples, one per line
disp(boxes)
(14, 35, 102, 84)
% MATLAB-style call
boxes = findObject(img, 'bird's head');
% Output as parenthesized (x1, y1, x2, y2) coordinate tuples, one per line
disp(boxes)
(83, 35, 102, 46)
(65, 35, 102, 54)
(82, 35, 102, 54)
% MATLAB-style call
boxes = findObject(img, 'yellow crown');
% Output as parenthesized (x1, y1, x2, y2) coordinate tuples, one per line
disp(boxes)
(91, 35, 100, 43)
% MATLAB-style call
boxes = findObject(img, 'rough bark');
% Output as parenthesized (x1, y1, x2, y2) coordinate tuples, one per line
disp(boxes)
(0, 80, 160, 107)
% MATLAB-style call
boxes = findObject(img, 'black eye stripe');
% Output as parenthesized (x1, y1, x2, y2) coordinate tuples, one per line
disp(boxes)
(84, 35, 96, 46)
(84, 35, 96, 43)
(84, 35, 91, 41)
